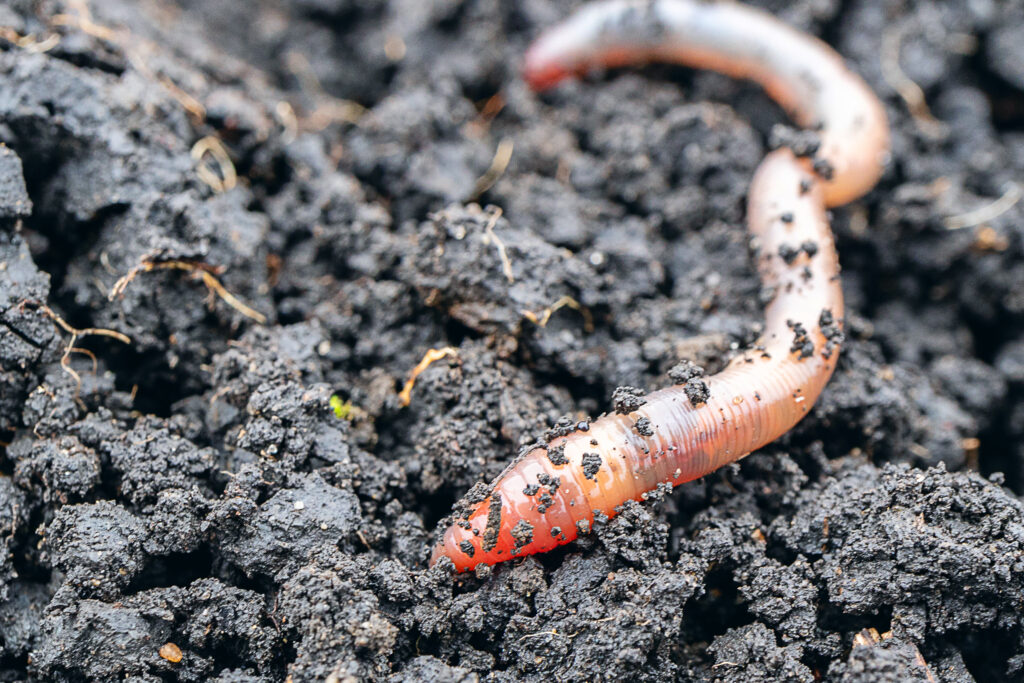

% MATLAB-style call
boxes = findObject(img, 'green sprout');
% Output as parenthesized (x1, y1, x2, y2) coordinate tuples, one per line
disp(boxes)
(330, 394, 353, 420)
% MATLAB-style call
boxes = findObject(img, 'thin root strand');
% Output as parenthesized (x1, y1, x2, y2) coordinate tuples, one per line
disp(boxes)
(109, 259, 266, 324)
(399, 347, 459, 407)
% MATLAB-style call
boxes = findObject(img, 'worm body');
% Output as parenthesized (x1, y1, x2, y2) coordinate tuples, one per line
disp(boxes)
(431, 0, 889, 572)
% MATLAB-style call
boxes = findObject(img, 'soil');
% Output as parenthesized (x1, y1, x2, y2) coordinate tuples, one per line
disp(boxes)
(1, 0, 1023, 681)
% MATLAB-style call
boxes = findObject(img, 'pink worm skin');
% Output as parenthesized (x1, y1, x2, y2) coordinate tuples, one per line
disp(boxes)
(431, 0, 890, 573)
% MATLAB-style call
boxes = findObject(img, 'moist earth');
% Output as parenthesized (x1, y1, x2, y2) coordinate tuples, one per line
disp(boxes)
(1, 0, 1024, 681)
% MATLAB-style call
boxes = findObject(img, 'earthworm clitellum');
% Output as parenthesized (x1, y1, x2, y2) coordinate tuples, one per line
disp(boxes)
(431, 0, 890, 572)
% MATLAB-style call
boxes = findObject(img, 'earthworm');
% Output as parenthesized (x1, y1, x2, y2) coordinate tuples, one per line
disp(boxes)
(431, 0, 889, 572)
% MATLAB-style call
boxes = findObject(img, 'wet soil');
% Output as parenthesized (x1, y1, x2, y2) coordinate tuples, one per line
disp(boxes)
(1, 0, 1024, 680)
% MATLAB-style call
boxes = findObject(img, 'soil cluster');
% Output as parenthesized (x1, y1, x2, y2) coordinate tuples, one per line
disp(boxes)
(1, 0, 1024, 680)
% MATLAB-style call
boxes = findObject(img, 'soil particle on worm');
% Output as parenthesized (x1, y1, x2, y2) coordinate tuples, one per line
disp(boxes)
(612, 385, 647, 414)
(634, 416, 654, 437)
(546, 443, 569, 466)
(684, 377, 711, 406)
(510, 519, 534, 550)
(0, 0, 1023, 680)
(668, 359, 705, 384)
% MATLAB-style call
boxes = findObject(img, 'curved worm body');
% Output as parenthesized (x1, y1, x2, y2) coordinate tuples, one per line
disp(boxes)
(431, 0, 889, 572)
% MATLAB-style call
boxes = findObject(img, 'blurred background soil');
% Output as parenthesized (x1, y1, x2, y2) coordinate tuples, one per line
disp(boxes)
(1, 0, 1024, 680)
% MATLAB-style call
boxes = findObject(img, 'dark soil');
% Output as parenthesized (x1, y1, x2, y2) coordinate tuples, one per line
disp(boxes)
(1, 0, 1023, 680)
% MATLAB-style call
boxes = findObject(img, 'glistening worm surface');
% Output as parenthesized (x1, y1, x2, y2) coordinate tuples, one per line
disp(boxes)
(431, 0, 890, 573)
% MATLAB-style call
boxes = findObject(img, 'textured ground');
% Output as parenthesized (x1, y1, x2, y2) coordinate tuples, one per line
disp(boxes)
(1, 0, 1024, 680)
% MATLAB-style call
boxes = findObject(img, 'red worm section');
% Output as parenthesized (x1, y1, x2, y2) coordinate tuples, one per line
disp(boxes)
(431, 0, 889, 573)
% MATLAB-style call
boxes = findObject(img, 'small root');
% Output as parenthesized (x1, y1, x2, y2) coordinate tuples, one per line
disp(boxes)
(40, 304, 131, 345)
(109, 259, 266, 323)
(52, 0, 207, 123)
(471, 93, 507, 134)
(36, 304, 131, 404)
(880, 26, 947, 140)
(480, 207, 515, 283)
(962, 436, 980, 471)
(276, 101, 300, 143)
(943, 182, 1021, 230)
(471, 137, 514, 199)
(50, 6, 118, 43)
(399, 347, 459, 407)
(302, 99, 366, 131)
(191, 136, 238, 193)
(0, 27, 61, 52)
(159, 76, 207, 124)
(284, 50, 366, 130)
(521, 295, 594, 333)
